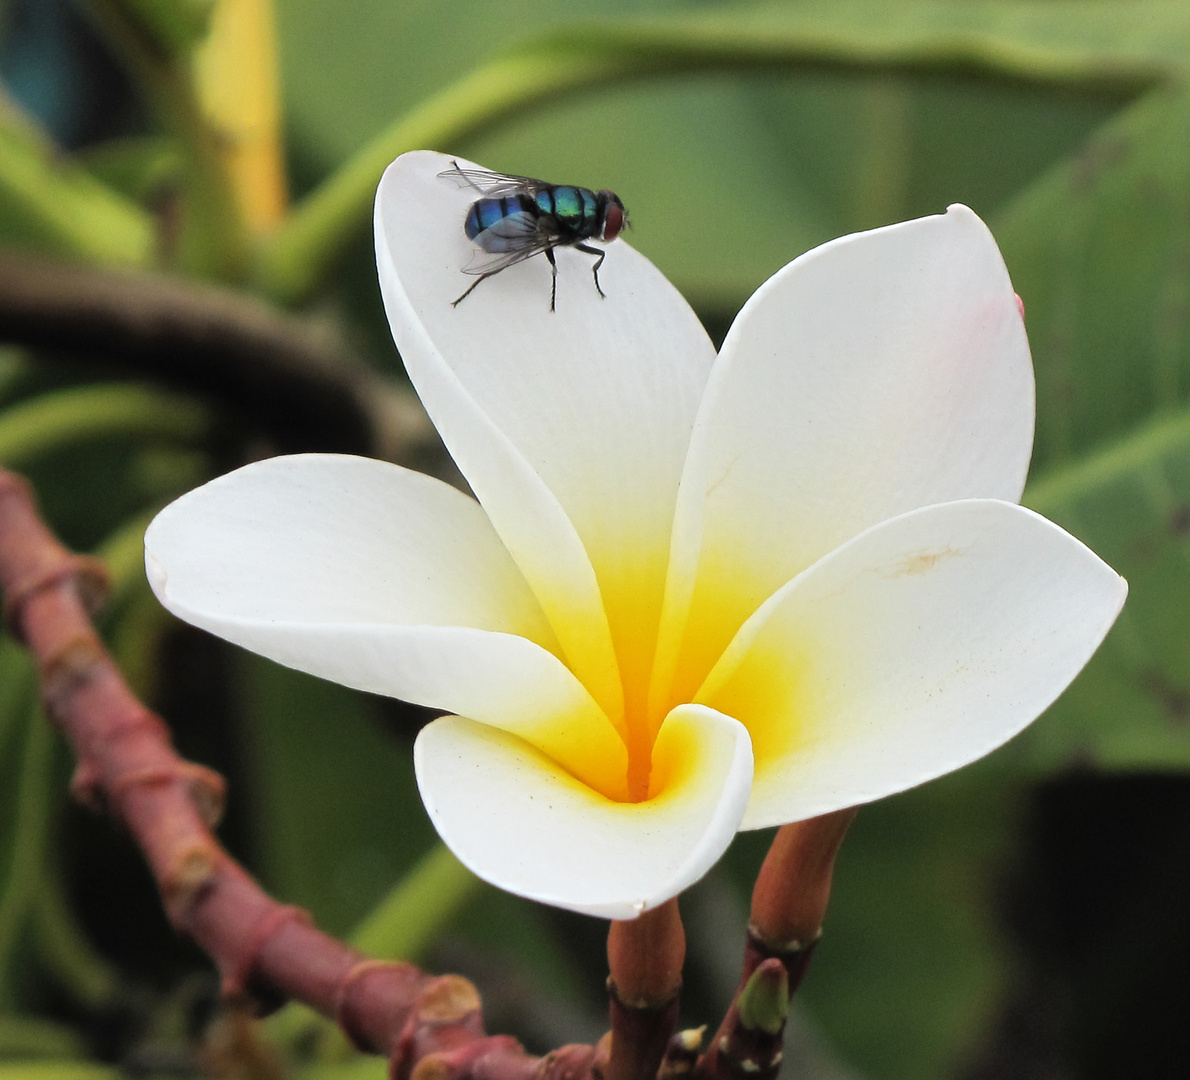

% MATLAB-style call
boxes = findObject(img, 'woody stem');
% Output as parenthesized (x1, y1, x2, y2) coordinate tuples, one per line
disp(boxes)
(605, 898, 685, 1080)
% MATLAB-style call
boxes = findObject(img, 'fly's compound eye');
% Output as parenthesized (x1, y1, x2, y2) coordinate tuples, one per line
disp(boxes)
(600, 194, 625, 242)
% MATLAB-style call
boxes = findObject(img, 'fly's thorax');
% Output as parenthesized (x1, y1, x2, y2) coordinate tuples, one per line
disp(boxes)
(535, 186, 602, 241)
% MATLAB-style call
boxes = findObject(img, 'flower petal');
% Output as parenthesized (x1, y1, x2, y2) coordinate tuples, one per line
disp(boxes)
(415, 704, 753, 919)
(694, 499, 1125, 829)
(376, 151, 718, 725)
(652, 205, 1035, 715)
(144, 454, 627, 794)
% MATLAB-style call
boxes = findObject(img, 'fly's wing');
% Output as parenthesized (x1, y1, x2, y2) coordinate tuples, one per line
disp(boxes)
(461, 235, 555, 277)
(462, 243, 554, 277)
(438, 161, 552, 198)
(463, 208, 558, 275)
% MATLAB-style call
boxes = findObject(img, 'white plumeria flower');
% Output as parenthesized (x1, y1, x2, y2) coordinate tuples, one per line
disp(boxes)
(145, 151, 1126, 920)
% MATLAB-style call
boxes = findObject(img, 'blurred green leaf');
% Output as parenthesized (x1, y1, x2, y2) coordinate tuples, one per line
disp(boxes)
(75, 0, 247, 277)
(997, 84, 1190, 475)
(275, 0, 681, 169)
(79, 136, 184, 205)
(0, 89, 155, 266)
(0, 639, 33, 754)
(1006, 407, 1190, 771)
(448, 884, 591, 1008)
(0, 1016, 86, 1061)
(275, 0, 1174, 176)
(30, 869, 120, 1012)
(300, 1060, 387, 1080)
(97, 507, 166, 601)
(237, 655, 437, 935)
(0, 646, 36, 963)
(261, 0, 1170, 305)
(0, 384, 209, 470)
(0, 703, 57, 991)
(0, 349, 24, 403)
(0, 1065, 117, 1080)
(349, 843, 479, 964)
(120, 0, 216, 54)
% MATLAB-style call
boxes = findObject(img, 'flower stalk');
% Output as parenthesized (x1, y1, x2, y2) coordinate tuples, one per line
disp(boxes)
(606, 899, 686, 1080)
(694, 811, 855, 1080)
(750, 809, 857, 951)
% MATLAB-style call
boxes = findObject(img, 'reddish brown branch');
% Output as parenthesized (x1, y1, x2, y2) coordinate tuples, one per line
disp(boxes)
(0, 466, 852, 1080)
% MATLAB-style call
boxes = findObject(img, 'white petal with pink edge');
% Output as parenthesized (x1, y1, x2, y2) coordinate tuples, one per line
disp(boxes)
(652, 206, 1035, 715)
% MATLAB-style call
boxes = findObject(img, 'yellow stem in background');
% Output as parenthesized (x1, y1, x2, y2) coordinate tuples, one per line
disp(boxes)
(193, 0, 287, 236)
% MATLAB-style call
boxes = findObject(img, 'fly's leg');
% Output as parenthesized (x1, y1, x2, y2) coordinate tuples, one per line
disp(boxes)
(575, 242, 607, 299)
(452, 249, 559, 309)
(452, 270, 500, 306)
(545, 247, 558, 312)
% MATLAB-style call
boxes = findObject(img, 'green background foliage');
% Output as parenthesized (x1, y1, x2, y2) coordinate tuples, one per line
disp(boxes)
(2, 1, 1190, 1078)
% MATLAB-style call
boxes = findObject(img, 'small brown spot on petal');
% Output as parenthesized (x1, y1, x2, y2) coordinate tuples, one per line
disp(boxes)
(882, 548, 962, 577)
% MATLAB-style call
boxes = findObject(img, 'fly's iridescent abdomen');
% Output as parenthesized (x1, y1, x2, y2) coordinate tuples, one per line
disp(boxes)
(464, 195, 538, 252)
(441, 161, 628, 311)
